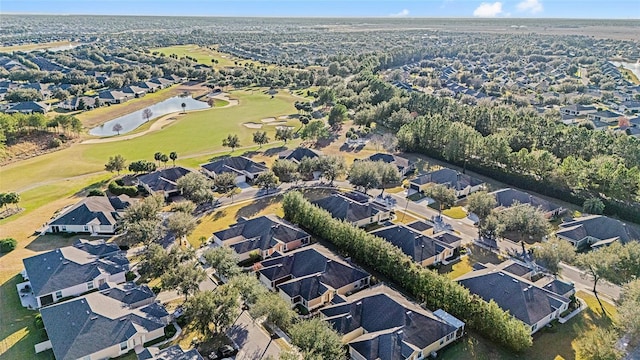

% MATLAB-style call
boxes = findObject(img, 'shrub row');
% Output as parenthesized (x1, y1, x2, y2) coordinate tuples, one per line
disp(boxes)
(0, 238, 17, 253)
(282, 191, 533, 352)
(108, 181, 138, 197)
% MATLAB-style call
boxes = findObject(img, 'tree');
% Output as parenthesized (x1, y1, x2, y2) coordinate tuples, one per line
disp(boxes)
(300, 120, 329, 143)
(575, 328, 623, 360)
(255, 171, 280, 193)
(213, 172, 237, 192)
(424, 184, 456, 214)
(162, 262, 206, 300)
(139, 243, 172, 278)
(532, 238, 576, 275)
(159, 153, 169, 168)
(142, 108, 153, 122)
(169, 151, 178, 167)
(272, 159, 300, 183)
(154, 152, 162, 166)
(203, 246, 241, 281)
(112, 123, 123, 135)
(250, 292, 297, 330)
(0, 238, 17, 253)
(222, 134, 240, 152)
(181, 102, 186, 113)
(252, 131, 269, 148)
(128, 160, 156, 174)
(318, 156, 346, 185)
(348, 160, 382, 194)
(184, 287, 239, 336)
(171, 201, 196, 214)
(578, 248, 620, 316)
(105, 154, 126, 174)
(466, 191, 497, 225)
(289, 318, 345, 360)
(227, 274, 267, 305)
(617, 279, 640, 343)
(176, 172, 215, 205)
(119, 194, 164, 245)
(328, 104, 348, 127)
(496, 203, 550, 243)
(583, 198, 605, 215)
(166, 211, 197, 242)
(275, 127, 294, 144)
(3, 192, 20, 209)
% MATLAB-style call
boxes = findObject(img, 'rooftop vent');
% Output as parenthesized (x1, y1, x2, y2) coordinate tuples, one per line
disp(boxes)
(90, 316, 98, 320)
(512, 279, 519, 283)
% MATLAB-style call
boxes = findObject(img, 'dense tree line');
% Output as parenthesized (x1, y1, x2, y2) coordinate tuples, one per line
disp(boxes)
(282, 191, 532, 352)
(0, 113, 82, 148)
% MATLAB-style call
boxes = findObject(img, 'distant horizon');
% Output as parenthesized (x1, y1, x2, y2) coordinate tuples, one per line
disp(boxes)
(1, 0, 638, 19)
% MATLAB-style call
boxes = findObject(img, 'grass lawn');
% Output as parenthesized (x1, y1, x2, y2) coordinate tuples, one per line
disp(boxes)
(439, 244, 503, 279)
(442, 206, 467, 219)
(439, 291, 618, 360)
(151, 45, 263, 69)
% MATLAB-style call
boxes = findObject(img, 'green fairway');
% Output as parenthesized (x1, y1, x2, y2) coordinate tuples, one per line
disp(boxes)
(151, 45, 258, 68)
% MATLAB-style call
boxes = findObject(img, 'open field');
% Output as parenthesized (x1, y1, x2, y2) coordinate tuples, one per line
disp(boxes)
(151, 45, 262, 69)
(0, 41, 77, 52)
(440, 291, 618, 360)
(76, 82, 210, 129)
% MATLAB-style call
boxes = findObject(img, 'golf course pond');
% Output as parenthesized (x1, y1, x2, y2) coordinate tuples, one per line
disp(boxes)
(89, 95, 210, 136)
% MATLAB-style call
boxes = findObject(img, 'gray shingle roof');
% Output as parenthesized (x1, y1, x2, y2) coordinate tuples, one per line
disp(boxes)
(366, 153, 412, 172)
(321, 289, 458, 359)
(201, 156, 268, 176)
(457, 270, 569, 326)
(137, 345, 204, 360)
(23, 242, 128, 297)
(50, 196, 131, 227)
(313, 193, 388, 223)
(214, 215, 309, 255)
(371, 225, 450, 263)
(491, 188, 562, 213)
(556, 215, 640, 245)
(137, 166, 192, 194)
(278, 147, 322, 163)
(40, 288, 167, 360)
(411, 168, 483, 191)
(100, 282, 155, 306)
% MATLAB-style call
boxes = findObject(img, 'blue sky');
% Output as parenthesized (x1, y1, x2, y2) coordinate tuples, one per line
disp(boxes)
(1, 0, 638, 19)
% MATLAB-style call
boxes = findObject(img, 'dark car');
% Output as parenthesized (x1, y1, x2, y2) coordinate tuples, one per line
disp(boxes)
(217, 345, 238, 358)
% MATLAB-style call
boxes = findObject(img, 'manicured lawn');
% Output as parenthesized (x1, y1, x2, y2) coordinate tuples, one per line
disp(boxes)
(439, 291, 618, 360)
(442, 206, 467, 219)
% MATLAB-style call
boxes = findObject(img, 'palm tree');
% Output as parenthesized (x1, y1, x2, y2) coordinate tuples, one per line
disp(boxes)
(169, 152, 178, 166)
(154, 152, 162, 166)
(160, 154, 169, 168)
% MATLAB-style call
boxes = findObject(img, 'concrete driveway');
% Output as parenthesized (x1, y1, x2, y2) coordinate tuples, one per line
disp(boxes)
(227, 311, 281, 360)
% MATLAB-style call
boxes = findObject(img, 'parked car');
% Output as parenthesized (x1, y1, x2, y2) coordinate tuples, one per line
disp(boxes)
(217, 345, 238, 358)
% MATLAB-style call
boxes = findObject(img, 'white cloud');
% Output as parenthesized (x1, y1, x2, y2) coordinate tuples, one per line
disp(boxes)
(390, 9, 410, 17)
(473, 2, 503, 17)
(517, 0, 543, 14)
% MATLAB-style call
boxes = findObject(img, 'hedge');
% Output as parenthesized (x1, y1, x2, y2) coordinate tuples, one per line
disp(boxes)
(282, 191, 533, 352)
(0, 238, 17, 253)
(108, 181, 138, 197)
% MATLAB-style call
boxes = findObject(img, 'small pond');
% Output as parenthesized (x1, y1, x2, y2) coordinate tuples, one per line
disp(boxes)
(610, 60, 640, 81)
(89, 95, 210, 136)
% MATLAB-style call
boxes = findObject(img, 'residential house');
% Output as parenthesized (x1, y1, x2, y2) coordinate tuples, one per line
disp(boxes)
(98, 90, 133, 104)
(371, 225, 455, 267)
(57, 96, 97, 111)
(122, 85, 148, 98)
(38, 285, 169, 360)
(321, 285, 465, 360)
(212, 215, 311, 261)
(619, 100, 640, 114)
(587, 110, 623, 123)
(4, 101, 50, 114)
(137, 345, 204, 360)
(490, 188, 565, 218)
(46, 195, 131, 234)
(150, 77, 174, 89)
(278, 147, 322, 164)
(457, 262, 570, 334)
(559, 104, 597, 117)
(137, 166, 193, 198)
(137, 81, 163, 93)
(99, 282, 157, 310)
(22, 82, 52, 99)
(364, 153, 414, 177)
(22, 239, 129, 308)
(555, 215, 640, 249)
(256, 245, 370, 312)
(201, 156, 268, 184)
(312, 193, 393, 228)
(541, 278, 576, 299)
(410, 168, 484, 198)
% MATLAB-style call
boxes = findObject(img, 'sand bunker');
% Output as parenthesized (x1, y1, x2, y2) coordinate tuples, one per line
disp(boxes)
(261, 117, 278, 123)
(243, 122, 263, 129)
(278, 115, 291, 120)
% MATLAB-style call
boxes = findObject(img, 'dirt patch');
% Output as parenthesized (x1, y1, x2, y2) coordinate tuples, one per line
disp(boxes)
(0, 131, 78, 166)
(243, 122, 263, 129)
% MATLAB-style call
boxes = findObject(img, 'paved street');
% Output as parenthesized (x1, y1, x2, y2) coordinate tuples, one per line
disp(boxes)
(227, 311, 281, 360)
